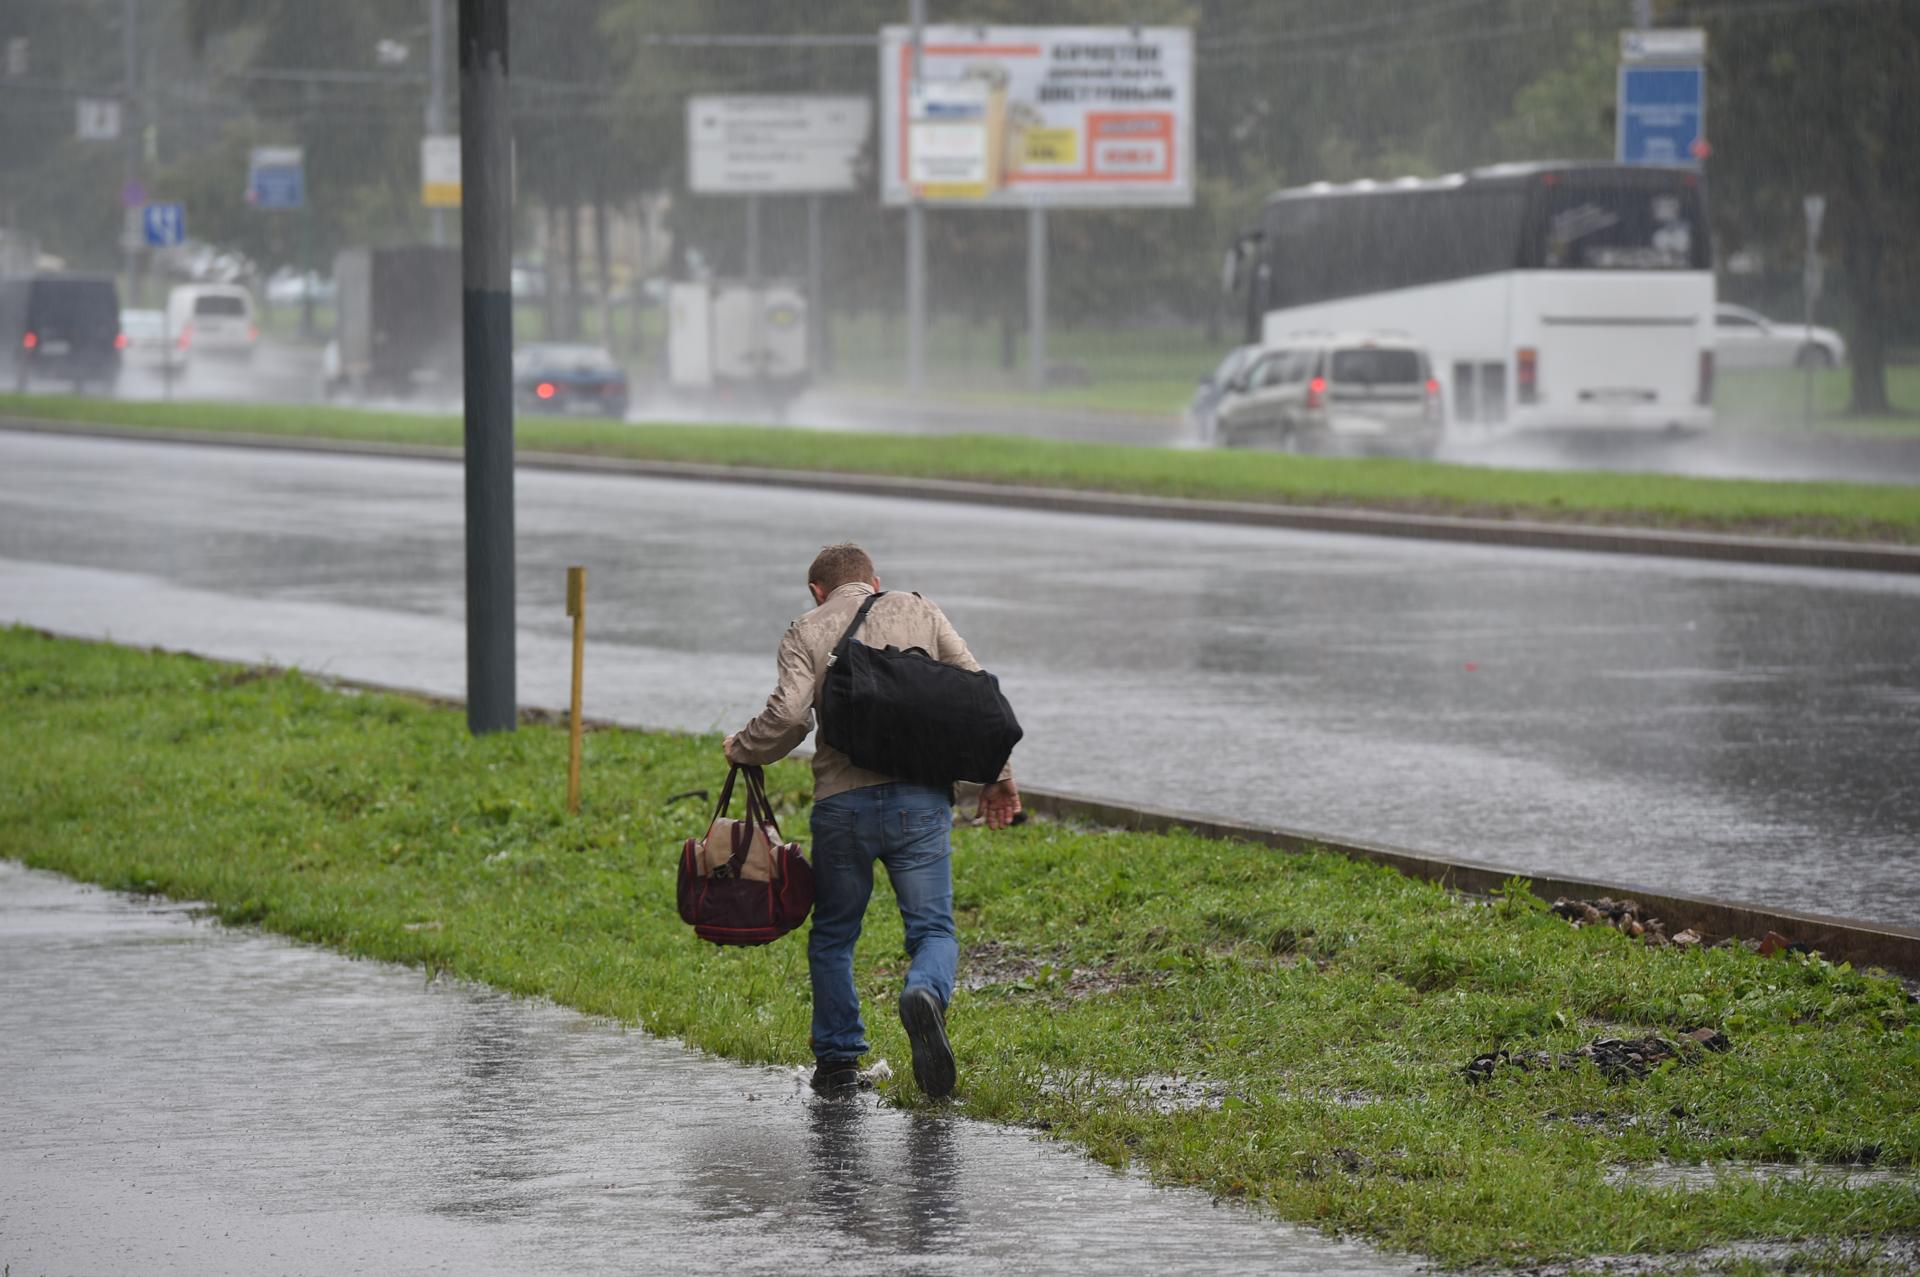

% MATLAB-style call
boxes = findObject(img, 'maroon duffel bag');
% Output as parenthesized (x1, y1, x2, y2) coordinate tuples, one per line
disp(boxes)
(677, 764, 814, 946)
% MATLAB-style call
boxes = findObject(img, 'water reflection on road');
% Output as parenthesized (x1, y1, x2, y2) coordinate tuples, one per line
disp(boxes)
(0, 862, 1409, 1276)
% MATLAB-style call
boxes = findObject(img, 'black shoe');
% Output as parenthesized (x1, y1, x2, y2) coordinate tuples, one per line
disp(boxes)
(898, 987, 956, 1099)
(810, 1058, 865, 1096)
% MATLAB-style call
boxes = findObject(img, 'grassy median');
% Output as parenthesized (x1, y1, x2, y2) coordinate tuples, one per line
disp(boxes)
(3, 628, 1916, 1269)
(4, 392, 1919, 545)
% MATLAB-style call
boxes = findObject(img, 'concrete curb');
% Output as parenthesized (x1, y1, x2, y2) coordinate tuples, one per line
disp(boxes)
(26, 626, 1918, 980)
(1015, 788, 1920, 980)
(7, 415, 1919, 574)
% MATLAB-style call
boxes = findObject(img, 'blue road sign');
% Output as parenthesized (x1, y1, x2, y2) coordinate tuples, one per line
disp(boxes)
(142, 202, 185, 247)
(1618, 64, 1703, 167)
(248, 147, 306, 210)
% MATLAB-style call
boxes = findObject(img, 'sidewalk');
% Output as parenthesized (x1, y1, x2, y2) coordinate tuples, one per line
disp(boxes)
(0, 861, 1413, 1276)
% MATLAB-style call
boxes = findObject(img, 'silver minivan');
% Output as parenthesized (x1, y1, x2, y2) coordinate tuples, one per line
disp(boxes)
(1214, 333, 1442, 455)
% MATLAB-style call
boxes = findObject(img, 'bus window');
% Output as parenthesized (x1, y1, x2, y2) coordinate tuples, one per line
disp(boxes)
(1534, 183, 1707, 271)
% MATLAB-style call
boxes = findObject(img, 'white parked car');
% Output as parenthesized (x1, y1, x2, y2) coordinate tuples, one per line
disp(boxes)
(117, 308, 189, 374)
(1714, 303, 1846, 369)
(167, 284, 258, 361)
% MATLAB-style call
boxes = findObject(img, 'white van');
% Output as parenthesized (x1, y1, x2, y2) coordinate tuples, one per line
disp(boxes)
(166, 284, 258, 361)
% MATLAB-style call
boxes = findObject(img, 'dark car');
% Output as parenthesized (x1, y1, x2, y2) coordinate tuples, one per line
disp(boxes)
(513, 342, 628, 418)
(0, 273, 124, 393)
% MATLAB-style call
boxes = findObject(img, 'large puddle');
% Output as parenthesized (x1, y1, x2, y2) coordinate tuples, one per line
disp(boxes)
(0, 861, 1413, 1275)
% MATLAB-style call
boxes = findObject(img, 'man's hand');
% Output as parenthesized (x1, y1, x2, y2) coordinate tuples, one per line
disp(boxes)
(722, 733, 739, 764)
(976, 779, 1022, 830)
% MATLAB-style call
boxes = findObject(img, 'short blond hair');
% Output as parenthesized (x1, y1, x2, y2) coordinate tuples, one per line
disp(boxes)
(808, 543, 875, 593)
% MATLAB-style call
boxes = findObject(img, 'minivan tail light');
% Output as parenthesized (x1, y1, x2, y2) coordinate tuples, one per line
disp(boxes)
(114, 332, 129, 350)
(1516, 347, 1539, 404)
(21, 331, 36, 350)
(178, 322, 192, 349)
(248, 324, 259, 343)
(1697, 350, 1714, 406)
(1424, 377, 1442, 421)
(1305, 375, 1326, 410)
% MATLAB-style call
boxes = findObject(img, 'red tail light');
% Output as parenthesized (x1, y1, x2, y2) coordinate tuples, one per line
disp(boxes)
(114, 332, 129, 350)
(1424, 377, 1442, 421)
(177, 322, 192, 349)
(1305, 375, 1327, 410)
(1516, 347, 1539, 404)
(21, 331, 36, 350)
(1697, 350, 1714, 406)
(247, 324, 260, 343)
(535, 381, 556, 400)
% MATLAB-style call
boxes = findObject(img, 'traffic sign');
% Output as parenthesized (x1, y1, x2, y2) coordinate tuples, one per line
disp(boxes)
(687, 96, 870, 195)
(1617, 28, 1706, 168)
(248, 145, 306, 210)
(421, 134, 461, 207)
(142, 202, 186, 247)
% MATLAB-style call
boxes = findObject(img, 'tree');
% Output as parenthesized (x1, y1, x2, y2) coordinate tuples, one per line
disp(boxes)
(1678, 0, 1919, 415)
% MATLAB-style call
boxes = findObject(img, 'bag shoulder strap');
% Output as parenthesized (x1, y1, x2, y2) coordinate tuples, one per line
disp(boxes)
(828, 590, 887, 663)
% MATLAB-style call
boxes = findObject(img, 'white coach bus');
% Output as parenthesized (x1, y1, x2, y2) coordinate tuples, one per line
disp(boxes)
(1230, 162, 1715, 434)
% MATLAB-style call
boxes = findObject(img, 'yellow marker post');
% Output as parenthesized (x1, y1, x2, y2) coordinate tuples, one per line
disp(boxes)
(565, 566, 586, 812)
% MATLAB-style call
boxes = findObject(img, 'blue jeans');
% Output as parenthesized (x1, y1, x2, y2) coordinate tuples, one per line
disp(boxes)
(807, 782, 957, 1061)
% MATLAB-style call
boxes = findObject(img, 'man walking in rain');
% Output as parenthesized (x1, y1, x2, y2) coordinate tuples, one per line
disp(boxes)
(724, 543, 1022, 1099)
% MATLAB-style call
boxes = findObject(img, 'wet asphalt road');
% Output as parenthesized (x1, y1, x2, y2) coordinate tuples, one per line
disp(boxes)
(0, 862, 1408, 1276)
(2, 431, 1918, 927)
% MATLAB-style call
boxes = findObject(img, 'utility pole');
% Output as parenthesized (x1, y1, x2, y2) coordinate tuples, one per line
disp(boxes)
(905, 0, 926, 392)
(1027, 206, 1047, 391)
(122, 0, 139, 306)
(427, 0, 449, 248)
(459, 0, 516, 735)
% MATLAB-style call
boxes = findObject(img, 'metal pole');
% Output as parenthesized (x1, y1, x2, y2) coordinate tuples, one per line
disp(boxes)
(745, 193, 762, 396)
(1027, 205, 1047, 392)
(806, 193, 825, 374)
(1802, 194, 1825, 432)
(301, 81, 317, 338)
(427, 0, 449, 248)
(459, 0, 516, 735)
(905, 0, 926, 392)
(565, 566, 586, 812)
(745, 194, 760, 283)
(122, 0, 138, 307)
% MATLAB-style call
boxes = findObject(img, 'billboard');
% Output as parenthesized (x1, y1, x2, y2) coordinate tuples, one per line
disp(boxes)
(879, 26, 1194, 208)
(688, 95, 871, 195)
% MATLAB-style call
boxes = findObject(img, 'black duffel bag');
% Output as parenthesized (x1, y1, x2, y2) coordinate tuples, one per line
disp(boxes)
(817, 592, 1022, 788)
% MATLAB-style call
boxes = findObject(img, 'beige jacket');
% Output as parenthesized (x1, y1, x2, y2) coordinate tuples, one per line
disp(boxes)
(730, 582, 1014, 801)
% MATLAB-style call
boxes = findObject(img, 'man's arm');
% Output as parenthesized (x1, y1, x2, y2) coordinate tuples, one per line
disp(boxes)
(725, 624, 816, 765)
(931, 603, 1021, 828)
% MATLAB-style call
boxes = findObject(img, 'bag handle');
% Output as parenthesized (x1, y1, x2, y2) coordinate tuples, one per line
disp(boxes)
(710, 764, 784, 841)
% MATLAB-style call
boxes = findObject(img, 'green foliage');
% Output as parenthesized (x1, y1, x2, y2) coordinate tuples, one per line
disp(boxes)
(6, 394, 1920, 544)
(4, 628, 1918, 1267)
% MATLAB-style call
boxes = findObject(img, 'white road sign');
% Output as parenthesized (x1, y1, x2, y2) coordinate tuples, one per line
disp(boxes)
(421, 134, 460, 207)
(880, 26, 1195, 208)
(76, 97, 122, 140)
(687, 95, 871, 195)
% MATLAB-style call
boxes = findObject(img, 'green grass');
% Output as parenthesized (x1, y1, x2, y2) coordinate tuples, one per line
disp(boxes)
(3, 628, 1917, 1269)
(5, 392, 1920, 545)
(1715, 367, 1920, 437)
